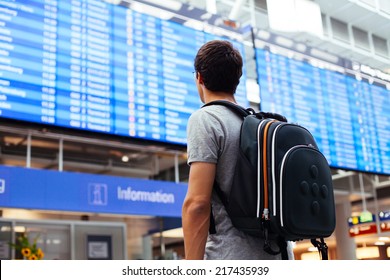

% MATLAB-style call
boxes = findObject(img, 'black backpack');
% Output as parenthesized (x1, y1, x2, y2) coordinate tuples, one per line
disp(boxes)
(203, 100, 336, 260)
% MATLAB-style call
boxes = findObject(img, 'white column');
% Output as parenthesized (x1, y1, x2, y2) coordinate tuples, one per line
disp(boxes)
(229, 0, 245, 20)
(335, 199, 357, 259)
(174, 153, 179, 183)
(26, 133, 31, 168)
(142, 235, 153, 260)
(58, 138, 63, 171)
(206, 0, 217, 14)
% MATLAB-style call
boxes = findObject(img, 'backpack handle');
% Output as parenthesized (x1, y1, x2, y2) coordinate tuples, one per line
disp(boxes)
(203, 100, 288, 122)
(255, 111, 288, 122)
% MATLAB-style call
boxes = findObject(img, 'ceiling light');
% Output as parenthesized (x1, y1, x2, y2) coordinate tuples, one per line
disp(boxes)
(301, 252, 320, 260)
(383, 68, 390, 75)
(379, 237, 390, 241)
(275, 36, 294, 48)
(152, 228, 183, 238)
(14, 226, 26, 232)
(310, 49, 339, 64)
(103, 0, 121, 4)
(307, 246, 318, 252)
(257, 30, 270, 40)
(295, 43, 306, 52)
(356, 247, 380, 259)
(0, 226, 11, 232)
(130, 2, 174, 20)
(183, 19, 204, 31)
(200, 13, 212, 20)
(352, 63, 360, 70)
(121, 155, 129, 162)
(142, 0, 182, 11)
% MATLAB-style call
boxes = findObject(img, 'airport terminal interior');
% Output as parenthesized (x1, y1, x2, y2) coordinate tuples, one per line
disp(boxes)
(0, 0, 389, 260)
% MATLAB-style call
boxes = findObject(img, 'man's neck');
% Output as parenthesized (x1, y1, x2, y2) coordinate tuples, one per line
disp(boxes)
(203, 91, 236, 104)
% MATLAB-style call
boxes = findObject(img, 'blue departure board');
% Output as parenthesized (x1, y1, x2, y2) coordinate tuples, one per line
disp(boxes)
(256, 46, 390, 175)
(0, 0, 247, 145)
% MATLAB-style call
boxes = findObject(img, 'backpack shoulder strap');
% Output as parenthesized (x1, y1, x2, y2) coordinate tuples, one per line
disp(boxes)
(202, 100, 288, 122)
(202, 100, 252, 119)
(202, 101, 250, 235)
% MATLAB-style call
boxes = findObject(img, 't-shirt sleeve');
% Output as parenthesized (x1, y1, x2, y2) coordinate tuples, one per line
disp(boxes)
(186, 109, 224, 165)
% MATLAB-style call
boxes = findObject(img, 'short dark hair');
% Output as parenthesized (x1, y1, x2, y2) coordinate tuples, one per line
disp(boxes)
(194, 40, 243, 94)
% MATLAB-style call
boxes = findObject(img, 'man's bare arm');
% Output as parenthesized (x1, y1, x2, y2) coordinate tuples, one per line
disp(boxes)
(182, 162, 216, 260)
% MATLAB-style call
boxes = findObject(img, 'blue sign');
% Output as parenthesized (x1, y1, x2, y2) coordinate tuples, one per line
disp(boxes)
(0, 165, 187, 217)
(0, 0, 247, 146)
(348, 213, 376, 227)
(255, 45, 390, 176)
(379, 211, 390, 221)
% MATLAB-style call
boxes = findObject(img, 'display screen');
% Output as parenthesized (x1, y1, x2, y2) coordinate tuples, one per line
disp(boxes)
(256, 46, 390, 175)
(0, 0, 247, 145)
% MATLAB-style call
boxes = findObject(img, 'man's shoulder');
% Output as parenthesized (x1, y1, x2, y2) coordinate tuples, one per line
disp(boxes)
(192, 104, 239, 119)
(189, 106, 221, 122)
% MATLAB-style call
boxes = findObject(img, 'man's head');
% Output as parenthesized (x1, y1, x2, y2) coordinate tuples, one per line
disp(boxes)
(194, 40, 243, 94)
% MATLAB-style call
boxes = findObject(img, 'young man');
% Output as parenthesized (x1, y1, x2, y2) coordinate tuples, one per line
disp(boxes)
(182, 40, 293, 259)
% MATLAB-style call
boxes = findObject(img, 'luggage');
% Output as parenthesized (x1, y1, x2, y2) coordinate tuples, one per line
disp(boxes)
(203, 100, 336, 260)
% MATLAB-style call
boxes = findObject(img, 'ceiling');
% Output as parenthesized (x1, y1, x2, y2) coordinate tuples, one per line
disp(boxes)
(169, 0, 390, 73)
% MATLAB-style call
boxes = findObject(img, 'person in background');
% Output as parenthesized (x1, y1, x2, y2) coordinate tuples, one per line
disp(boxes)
(182, 40, 293, 260)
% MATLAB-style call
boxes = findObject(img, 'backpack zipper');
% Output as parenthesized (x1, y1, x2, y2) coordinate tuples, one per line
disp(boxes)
(271, 122, 284, 217)
(260, 120, 276, 220)
(256, 119, 268, 218)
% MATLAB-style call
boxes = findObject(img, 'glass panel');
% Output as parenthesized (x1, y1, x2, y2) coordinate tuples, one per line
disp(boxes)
(15, 223, 71, 260)
(0, 221, 12, 260)
(74, 224, 125, 260)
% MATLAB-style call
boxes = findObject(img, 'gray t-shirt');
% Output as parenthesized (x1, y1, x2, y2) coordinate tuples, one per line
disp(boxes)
(187, 104, 293, 260)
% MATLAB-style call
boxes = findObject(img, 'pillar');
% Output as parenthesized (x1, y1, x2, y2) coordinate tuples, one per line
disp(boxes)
(335, 198, 357, 259)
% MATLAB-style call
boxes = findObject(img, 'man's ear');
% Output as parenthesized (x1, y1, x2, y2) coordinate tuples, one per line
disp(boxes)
(197, 72, 204, 84)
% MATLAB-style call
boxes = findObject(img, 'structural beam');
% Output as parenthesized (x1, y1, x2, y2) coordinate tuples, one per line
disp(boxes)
(26, 132, 31, 168)
(206, 0, 217, 14)
(229, 0, 246, 20)
(332, 170, 356, 180)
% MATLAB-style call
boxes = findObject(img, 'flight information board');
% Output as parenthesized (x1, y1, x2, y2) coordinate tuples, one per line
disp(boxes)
(256, 46, 390, 175)
(0, 0, 247, 145)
